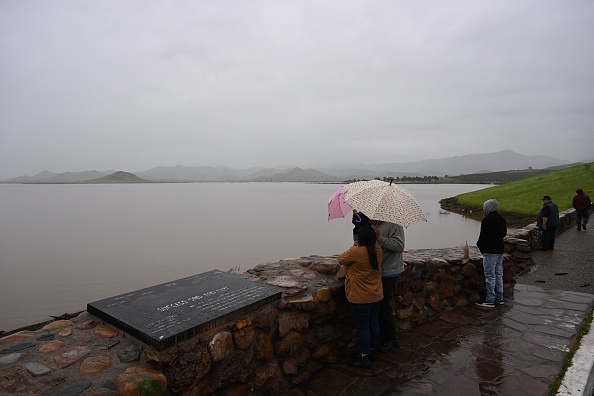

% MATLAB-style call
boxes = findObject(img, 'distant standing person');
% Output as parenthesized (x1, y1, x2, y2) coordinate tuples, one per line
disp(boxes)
(372, 220, 405, 352)
(537, 195, 560, 251)
(476, 199, 507, 308)
(352, 210, 371, 245)
(573, 189, 591, 231)
(338, 225, 383, 369)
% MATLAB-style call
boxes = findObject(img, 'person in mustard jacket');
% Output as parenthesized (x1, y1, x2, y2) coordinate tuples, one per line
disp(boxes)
(338, 224, 383, 368)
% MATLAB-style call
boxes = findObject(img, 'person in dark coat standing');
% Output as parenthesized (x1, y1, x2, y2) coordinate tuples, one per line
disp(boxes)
(537, 195, 560, 251)
(476, 199, 507, 308)
(573, 189, 591, 231)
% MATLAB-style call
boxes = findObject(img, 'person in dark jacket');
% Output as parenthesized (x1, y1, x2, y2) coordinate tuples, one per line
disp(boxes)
(476, 199, 507, 308)
(537, 195, 560, 251)
(573, 189, 591, 231)
(351, 210, 371, 244)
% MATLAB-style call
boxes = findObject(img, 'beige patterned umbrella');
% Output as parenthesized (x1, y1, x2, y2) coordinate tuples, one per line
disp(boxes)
(342, 180, 427, 227)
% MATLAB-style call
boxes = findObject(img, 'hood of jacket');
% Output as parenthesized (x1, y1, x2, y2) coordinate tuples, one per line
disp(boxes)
(483, 199, 499, 215)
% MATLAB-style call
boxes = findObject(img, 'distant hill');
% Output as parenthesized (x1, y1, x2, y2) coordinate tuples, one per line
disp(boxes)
(81, 171, 157, 184)
(7, 170, 109, 183)
(2, 150, 575, 183)
(315, 166, 424, 180)
(445, 163, 581, 184)
(321, 150, 571, 177)
(136, 165, 280, 182)
(252, 167, 341, 182)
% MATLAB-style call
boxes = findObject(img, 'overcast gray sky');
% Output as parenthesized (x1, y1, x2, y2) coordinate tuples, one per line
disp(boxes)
(1, 1, 593, 179)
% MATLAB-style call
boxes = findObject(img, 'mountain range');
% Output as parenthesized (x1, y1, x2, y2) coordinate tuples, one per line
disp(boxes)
(4, 150, 578, 183)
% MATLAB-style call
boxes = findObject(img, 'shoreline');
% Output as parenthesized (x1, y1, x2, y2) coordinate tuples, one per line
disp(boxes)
(439, 196, 536, 229)
(0, 312, 84, 338)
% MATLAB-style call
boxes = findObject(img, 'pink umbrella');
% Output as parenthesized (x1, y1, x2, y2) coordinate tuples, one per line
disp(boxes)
(328, 186, 353, 221)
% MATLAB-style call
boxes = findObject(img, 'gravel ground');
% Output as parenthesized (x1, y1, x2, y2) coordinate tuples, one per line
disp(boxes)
(517, 226, 594, 295)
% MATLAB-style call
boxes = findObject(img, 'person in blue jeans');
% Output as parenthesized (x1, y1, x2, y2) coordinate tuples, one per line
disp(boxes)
(476, 199, 507, 308)
(338, 225, 383, 368)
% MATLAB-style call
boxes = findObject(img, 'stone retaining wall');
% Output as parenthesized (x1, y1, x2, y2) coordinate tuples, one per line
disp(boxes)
(144, 208, 579, 395)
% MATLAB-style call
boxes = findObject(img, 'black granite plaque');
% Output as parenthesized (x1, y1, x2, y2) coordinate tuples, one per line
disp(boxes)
(87, 270, 281, 350)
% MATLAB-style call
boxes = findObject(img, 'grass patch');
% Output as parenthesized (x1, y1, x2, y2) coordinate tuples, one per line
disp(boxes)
(548, 303, 594, 395)
(455, 163, 594, 215)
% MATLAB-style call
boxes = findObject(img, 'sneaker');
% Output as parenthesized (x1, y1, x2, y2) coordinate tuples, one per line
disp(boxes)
(584, 225, 587, 230)
(496, 299, 504, 305)
(577, 227, 581, 231)
(348, 353, 371, 368)
(476, 301, 495, 308)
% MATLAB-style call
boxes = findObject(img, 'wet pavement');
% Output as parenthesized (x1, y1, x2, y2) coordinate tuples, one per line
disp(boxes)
(519, 226, 594, 295)
(297, 230, 594, 396)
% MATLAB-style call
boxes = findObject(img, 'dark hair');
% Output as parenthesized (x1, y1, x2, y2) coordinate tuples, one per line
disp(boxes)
(357, 225, 379, 269)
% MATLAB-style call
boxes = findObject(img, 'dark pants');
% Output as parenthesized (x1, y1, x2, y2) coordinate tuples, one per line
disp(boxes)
(577, 210, 590, 228)
(541, 227, 557, 250)
(379, 276, 398, 344)
(349, 301, 381, 355)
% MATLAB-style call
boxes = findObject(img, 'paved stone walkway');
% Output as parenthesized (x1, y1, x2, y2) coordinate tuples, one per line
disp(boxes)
(295, 229, 594, 396)
(518, 225, 594, 295)
(298, 284, 593, 396)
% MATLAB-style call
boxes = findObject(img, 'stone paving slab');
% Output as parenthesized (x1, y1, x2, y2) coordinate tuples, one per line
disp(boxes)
(299, 283, 594, 396)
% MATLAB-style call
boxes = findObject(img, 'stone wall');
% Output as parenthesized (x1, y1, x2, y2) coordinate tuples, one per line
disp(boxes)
(143, 208, 579, 395)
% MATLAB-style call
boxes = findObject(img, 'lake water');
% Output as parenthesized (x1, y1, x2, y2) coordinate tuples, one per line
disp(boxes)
(0, 183, 487, 332)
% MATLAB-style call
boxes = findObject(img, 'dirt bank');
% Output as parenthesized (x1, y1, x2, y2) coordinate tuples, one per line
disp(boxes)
(439, 197, 536, 229)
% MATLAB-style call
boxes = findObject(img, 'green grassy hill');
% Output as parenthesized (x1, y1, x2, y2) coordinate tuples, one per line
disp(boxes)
(454, 162, 594, 216)
(442, 163, 581, 184)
